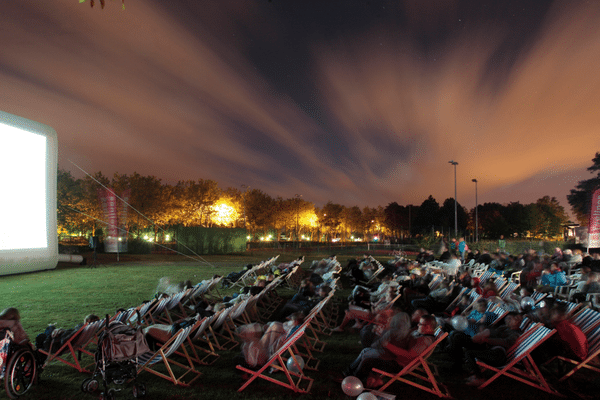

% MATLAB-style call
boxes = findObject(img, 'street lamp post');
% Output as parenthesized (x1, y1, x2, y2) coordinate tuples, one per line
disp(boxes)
(295, 194, 302, 245)
(448, 161, 458, 238)
(241, 184, 248, 229)
(472, 179, 478, 243)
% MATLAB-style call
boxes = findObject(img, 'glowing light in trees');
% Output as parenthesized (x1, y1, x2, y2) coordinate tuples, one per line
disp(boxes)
(210, 200, 239, 226)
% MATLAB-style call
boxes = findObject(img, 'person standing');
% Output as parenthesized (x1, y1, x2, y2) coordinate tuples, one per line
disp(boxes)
(458, 237, 467, 262)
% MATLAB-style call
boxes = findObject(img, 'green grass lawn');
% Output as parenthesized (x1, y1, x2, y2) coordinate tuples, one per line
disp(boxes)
(1, 252, 596, 400)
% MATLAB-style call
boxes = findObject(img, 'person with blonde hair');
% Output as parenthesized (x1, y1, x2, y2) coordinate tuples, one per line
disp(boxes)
(0, 308, 29, 344)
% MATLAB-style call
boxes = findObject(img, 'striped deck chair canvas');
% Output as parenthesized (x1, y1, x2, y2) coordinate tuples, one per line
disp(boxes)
(476, 323, 558, 393)
(372, 330, 450, 398)
(39, 319, 105, 373)
(237, 324, 314, 393)
(571, 306, 600, 334)
(137, 324, 201, 387)
(500, 282, 520, 300)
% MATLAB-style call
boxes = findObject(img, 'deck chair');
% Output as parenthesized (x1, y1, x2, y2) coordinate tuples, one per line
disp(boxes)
(571, 306, 600, 333)
(500, 282, 520, 300)
(39, 319, 105, 373)
(543, 323, 600, 382)
(137, 324, 201, 386)
(531, 290, 549, 304)
(475, 323, 558, 393)
(366, 256, 387, 285)
(237, 324, 314, 393)
(372, 330, 450, 398)
(255, 276, 285, 321)
(232, 256, 279, 289)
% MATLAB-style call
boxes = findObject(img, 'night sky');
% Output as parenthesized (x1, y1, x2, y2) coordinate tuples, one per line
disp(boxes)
(2, 0, 599, 212)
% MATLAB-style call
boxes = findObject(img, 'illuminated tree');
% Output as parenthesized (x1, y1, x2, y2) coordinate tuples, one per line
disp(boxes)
(527, 196, 568, 239)
(321, 202, 344, 241)
(57, 169, 98, 237)
(171, 179, 221, 227)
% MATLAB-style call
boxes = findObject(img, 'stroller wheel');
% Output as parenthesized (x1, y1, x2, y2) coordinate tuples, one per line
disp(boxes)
(81, 378, 99, 393)
(132, 383, 147, 398)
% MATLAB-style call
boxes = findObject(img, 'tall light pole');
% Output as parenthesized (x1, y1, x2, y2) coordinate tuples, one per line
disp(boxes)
(472, 179, 478, 243)
(241, 184, 248, 229)
(449, 160, 458, 238)
(295, 194, 302, 244)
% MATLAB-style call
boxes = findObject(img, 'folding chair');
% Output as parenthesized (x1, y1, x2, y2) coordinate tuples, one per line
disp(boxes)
(500, 282, 520, 300)
(237, 324, 314, 393)
(39, 319, 105, 373)
(571, 306, 600, 333)
(232, 256, 279, 289)
(543, 323, 600, 382)
(136, 324, 201, 386)
(475, 323, 558, 393)
(366, 256, 386, 286)
(372, 330, 450, 397)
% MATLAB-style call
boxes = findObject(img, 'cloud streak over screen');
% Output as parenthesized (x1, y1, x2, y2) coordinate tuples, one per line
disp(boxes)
(1, 0, 599, 210)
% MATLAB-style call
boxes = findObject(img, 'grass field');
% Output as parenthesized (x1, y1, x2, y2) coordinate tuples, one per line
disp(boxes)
(1, 252, 597, 400)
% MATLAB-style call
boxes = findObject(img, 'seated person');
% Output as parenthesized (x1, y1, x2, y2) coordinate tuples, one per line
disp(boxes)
(445, 299, 496, 369)
(142, 317, 197, 350)
(155, 277, 193, 298)
(0, 308, 29, 345)
(571, 271, 600, 303)
(1, 308, 31, 378)
(345, 314, 437, 388)
(333, 286, 398, 332)
(410, 281, 451, 313)
(222, 264, 253, 288)
(533, 303, 588, 364)
(481, 280, 500, 298)
(463, 312, 524, 386)
(537, 262, 568, 293)
(277, 285, 332, 321)
(37, 314, 100, 352)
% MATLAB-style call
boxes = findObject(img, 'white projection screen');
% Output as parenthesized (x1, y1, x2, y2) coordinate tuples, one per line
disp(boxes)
(0, 110, 58, 275)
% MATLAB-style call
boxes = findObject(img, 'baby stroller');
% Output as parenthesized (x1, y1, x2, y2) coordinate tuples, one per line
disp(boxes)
(1, 329, 44, 399)
(82, 317, 150, 400)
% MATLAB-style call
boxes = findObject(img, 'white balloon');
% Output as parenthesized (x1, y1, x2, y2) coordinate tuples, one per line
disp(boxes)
(286, 356, 304, 373)
(341, 376, 364, 397)
(451, 315, 468, 331)
(357, 392, 378, 400)
(520, 296, 535, 310)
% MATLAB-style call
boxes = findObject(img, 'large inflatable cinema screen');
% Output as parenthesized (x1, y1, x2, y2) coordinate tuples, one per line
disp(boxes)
(0, 110, 58, 275)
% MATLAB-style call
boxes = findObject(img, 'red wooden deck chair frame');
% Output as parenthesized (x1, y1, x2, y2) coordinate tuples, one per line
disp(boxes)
(475, 323, 558, 393)
(39, 319, 105, 373)
(372, 330, 450, 398)
(136, 324, 201, 387)
(237, 324, 314, 393)
(543, 321, 600, 382)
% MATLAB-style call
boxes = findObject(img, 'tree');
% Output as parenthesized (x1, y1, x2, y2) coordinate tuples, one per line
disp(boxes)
(244, 189, 276, 235)
(321, 202, 345, 241)
(568, 152, 600, 224)
(477, 202, 510, 239)
(57, 169, 94, 236)
(528, 196, 568, 238)
(413, 195, 440, 234)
